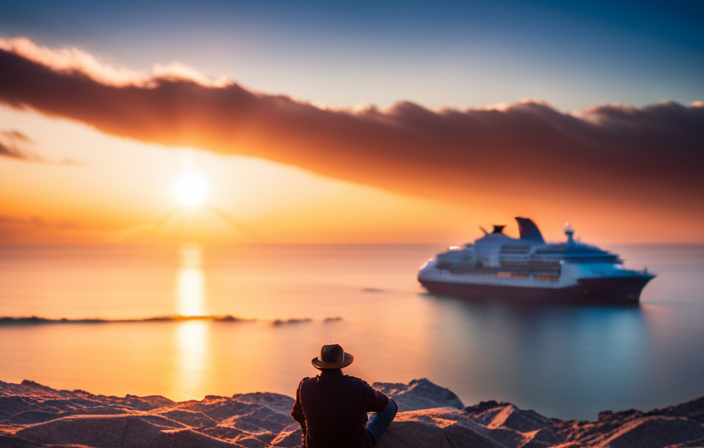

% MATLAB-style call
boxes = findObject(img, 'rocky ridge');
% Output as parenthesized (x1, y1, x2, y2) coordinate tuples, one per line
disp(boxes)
(1, 379, 703, 448)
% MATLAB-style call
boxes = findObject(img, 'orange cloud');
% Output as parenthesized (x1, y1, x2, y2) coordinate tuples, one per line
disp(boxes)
(0, 214, 83, 243)
(0, 38, 703, 235)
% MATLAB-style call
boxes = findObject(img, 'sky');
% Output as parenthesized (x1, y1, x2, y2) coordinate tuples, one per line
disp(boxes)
(0, 0, 702, 244)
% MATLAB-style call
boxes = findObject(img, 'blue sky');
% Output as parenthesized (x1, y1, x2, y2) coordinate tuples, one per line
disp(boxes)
(1, 0, 702, 110)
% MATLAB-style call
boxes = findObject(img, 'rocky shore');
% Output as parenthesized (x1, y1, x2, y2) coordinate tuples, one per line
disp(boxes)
(1, 378, 703, 448)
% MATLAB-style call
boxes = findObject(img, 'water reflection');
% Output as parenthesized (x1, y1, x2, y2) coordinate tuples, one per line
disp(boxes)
(176, 244, 205, 316)
(421, 295, 655, 417)
(173, 320, 210, 399)
(2, 244, 701, 418)
(173, 244, 209, 399)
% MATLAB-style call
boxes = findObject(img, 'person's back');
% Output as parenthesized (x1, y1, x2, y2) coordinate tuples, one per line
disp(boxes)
(291, 344, 397, 448)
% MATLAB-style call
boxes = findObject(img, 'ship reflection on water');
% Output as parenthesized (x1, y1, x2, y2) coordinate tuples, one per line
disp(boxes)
(420, 293, 656, 416)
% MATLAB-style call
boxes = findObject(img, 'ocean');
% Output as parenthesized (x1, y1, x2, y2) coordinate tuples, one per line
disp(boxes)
(1, 243, 703, 419)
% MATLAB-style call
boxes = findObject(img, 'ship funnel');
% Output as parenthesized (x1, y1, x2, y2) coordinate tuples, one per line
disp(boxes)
(565, 222, 575, 244)
(492, 225, 506, 234)
(515, 217, 545, 243)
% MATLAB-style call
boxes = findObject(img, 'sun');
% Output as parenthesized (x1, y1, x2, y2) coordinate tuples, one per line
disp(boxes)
(175, 173, 208, 206)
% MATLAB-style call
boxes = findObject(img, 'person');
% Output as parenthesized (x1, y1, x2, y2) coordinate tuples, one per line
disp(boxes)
(291, 344, 398, 448)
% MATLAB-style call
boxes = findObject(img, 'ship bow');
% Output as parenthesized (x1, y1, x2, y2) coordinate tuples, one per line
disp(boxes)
(577, 275, 655, 302)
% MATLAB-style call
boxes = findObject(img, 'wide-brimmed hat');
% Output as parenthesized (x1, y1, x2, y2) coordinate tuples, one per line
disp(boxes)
(311, 344, 354, 369)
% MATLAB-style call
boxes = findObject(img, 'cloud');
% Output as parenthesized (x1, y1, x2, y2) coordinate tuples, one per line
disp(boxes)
(0, 214, 82, 243)
(0, 37, 228, 87)
(1, 129, 30, 141)
(0, 141, 24, 159)
(0, 127, 83, 164)
(0, 214, 79, 230)
(0, 128, 39, 161)
(0, 38, 703, 223)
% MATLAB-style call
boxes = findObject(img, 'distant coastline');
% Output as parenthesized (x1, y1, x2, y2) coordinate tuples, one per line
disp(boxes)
(0, 315, 343, 326)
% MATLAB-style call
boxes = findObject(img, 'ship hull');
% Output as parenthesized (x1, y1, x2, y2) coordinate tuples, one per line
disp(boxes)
(576, 276, 654, 302)
(419, 275, 654, 304)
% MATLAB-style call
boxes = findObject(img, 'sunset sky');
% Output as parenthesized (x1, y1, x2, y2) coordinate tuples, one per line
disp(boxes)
(0, 0, 702, 244)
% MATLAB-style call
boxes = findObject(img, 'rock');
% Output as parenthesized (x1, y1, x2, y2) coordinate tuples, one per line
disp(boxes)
(0, 396, 35, 420)
(466, 400, 510, 414)
(667, 436, 704, 447)
(647, 396, 704, 424)
(150, 429, 242, 447)
(198, 392, 296, 436)
(521, 428, 561, 448)
(373, 378, 464, 411)
(219, 405, 296, 434)
(3, 379, 704, 448)
(2, 410, 59, 424)
(377, 408, 511, 448)
(484, 426, 528, 448)
(443, 422, 507, 448)
(376, 417, 454, 448)
(487, 404, 555, 433)
(0, 435, 38, 448)
(42, 397, 106, 410)
(18, 380, 57, 393)
(155, 409, 218, 428)
(231, 392, 296, 415)
(71, 405, 131, 415)
(201, 424, 246, 440)
(171, 397, 263, 423)
(123, 394, 175, 411)
(231, 433, 275, 447)
(599, 417, 704, 448)
(270, 423, 302, 447)
(16, 414, 182, 447)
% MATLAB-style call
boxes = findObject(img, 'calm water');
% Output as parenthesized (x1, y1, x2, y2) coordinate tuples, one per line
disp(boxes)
(1, 243, 703, 419)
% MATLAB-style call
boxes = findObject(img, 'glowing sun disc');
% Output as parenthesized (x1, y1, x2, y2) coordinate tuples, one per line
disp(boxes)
(176, 173, 208, 206)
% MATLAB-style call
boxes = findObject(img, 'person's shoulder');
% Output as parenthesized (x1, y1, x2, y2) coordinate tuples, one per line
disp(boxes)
(342, 374, 373, 388)
(298, 376, 316, 387)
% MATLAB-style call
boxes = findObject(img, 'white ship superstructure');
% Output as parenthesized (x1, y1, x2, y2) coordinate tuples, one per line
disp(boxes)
(418, 217, 654, 302)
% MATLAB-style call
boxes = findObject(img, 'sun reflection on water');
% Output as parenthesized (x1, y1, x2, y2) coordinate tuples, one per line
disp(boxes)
(173, 320, 210, 399)
(176, 244, 205, 316)
(172, 244, 210, 399)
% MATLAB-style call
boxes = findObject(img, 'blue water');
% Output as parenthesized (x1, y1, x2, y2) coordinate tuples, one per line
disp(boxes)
(0, 244, 702, 419)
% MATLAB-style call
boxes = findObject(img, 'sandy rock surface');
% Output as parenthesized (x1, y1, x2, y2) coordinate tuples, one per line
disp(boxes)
(1, 378, 703, 448)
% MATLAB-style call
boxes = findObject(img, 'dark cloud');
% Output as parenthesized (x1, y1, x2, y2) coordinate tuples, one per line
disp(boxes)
(0, 127, 42, 161)
(0, 45, 703, 225)
(0, 141, 22, 159)
(0, 128, 37, 161)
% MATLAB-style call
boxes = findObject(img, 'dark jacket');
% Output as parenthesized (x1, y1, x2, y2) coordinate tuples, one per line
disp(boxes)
(291, 369, 389, 448)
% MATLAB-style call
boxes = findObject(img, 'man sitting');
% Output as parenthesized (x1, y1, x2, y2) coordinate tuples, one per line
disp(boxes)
(291, 344, 398, 448)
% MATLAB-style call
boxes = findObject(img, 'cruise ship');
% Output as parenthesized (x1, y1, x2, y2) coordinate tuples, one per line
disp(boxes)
(418, 217, 655, 303)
